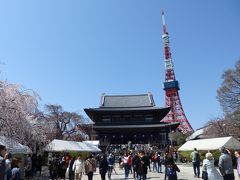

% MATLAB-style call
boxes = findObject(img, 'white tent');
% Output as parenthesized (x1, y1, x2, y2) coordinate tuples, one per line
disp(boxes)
(0, 136, 32, 154)
(44, 139, 101, 152)
(83, 140, 100, 147)
(178, 136, 240, 151)
(186, 128, 204, 141)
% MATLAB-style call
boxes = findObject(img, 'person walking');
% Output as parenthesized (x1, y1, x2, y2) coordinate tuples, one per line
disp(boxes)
(69, 156, 76, 180)
(132, 154, 140, 179)
(31, 154, 37, 177)
(190, 148, 200, 178)
(136, 151, 148, 180)
(202, 152, 223, 180)
(157, 152, 163, 173)
(85, 155, 96, 180)
(25, 154, 32, 179)
(218, 146, 235, 180)
(99, 154, 108, 180)
(235, 151, 240, 179)
(164, 151, 180, 180)
(151, 153, 158, 172)
(11, 158, 21, 180)
(107, 153, 115, 180)
(59, 156, 67, 179)
(36, 155, 43, 176)
(128, 153, 133, 174)
(49, 157, 58, 180)
(5, 153, 12, 180)
(73, 155, 84, 180)
(122, 153, 130, 179)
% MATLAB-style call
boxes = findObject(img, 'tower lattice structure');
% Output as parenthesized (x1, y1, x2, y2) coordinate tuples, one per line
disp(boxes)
(161, 11, 193, 133)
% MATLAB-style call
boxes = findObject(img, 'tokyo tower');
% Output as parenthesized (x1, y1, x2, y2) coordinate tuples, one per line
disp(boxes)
(161, 11, 193, 133)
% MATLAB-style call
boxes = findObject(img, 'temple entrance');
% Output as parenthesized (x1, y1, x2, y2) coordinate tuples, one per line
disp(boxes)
(84, 93, 179, 149)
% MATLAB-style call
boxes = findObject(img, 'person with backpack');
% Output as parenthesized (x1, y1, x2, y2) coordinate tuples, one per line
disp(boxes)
(85, 155, 96, 180)
(164, 151, 180, 180)
(190, 148, 200, 178)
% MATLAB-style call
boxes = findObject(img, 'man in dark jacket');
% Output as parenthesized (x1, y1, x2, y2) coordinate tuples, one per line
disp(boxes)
(135, 151, 148, 180)
(132, 154, 139, 179)
(218, 146, 234, 180)
(99, 154, 108, 180)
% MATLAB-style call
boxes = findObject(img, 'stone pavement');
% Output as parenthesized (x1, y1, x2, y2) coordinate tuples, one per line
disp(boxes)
(34, 163, 239, 180)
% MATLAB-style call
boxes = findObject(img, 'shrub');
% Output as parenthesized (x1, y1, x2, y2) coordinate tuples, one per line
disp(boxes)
(179, 150, 221, 165)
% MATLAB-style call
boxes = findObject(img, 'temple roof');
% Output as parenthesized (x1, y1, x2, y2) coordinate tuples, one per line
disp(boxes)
(100, 93, 155, 108)
(84, 92, 171, 123)
(84, 106, 171, 117)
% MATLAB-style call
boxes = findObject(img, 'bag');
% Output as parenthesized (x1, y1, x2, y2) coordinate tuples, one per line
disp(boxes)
(166, 165, 177, 178)
(119, 162, 124, 169)
(195, 153, 200, 162)
(202, 171, 208, 180)
(65, 167, 69, 179)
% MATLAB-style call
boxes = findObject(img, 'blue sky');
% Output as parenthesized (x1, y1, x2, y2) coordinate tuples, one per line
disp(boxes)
(0, 1, 239, 130)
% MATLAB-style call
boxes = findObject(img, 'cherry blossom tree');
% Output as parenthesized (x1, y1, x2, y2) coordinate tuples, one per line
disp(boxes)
(0, 80, 48, 150)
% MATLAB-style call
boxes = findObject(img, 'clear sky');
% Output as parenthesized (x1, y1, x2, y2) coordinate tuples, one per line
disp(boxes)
(0, 1, 239, 130)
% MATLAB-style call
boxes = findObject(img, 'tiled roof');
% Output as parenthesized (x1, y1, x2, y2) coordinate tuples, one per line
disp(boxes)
(100, 93, 155, 108)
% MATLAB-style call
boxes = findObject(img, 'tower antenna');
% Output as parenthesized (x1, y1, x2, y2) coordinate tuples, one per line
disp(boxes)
(161, 11, 193, 134)
(161, 10, 167, 34)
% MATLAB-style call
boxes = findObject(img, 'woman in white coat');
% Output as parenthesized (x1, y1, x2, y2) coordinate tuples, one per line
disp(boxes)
(73, 155, 84, 180)
(202, 152, 223, 180)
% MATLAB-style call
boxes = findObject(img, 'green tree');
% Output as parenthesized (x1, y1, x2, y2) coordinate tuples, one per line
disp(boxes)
(44, 104, 87, 140)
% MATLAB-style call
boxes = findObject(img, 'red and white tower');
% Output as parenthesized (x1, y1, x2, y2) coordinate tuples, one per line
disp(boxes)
(161, 11, 193, 133)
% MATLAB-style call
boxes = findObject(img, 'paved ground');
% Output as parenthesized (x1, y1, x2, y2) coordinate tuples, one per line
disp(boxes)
(33, 163, 239, 180)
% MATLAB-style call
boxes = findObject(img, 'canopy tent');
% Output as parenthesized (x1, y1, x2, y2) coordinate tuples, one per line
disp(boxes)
(186, 128, 204, 141)
(178, 136, 240, 151)
(83, 140, 100, 147)
(0, 136, 32, 154)
(44, 139, 101, 152)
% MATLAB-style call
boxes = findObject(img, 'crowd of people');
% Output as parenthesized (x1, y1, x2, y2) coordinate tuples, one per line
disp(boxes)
(45, 148, 177, 180)
(48, 154, 97, 180)
(0, 145, 43, 180)
(190, 147, 240, 180)
(1, 143, 240, 180)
